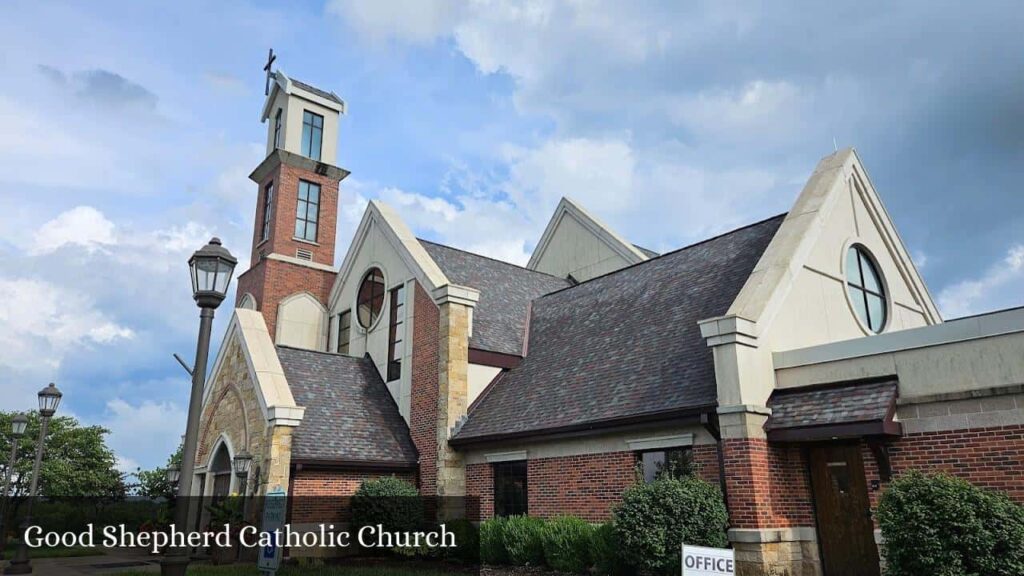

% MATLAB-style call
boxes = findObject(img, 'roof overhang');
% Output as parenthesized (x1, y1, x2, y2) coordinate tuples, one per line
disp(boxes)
(249, 148, 350, 184)
(261, 70, 346, 122)
(765, 377, 902, 443)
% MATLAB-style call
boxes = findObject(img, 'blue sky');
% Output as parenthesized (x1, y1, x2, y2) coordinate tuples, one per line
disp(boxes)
(0, 0, 1022, 472)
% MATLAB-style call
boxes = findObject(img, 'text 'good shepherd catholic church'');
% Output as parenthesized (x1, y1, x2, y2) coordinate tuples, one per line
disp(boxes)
(193, 64, 1024, 576)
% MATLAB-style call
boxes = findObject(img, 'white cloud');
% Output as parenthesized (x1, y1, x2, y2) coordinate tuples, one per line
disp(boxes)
(938, 245, 1024, 318)
(104, 397, 186, 472)
(0, 278, 134, 371)
(328, 0, 463, 44)
(31, 206, 117, 255)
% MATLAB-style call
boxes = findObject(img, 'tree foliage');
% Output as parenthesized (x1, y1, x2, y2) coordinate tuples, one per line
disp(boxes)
(132, 444, 183, 498)
(0, 411, 126, 503)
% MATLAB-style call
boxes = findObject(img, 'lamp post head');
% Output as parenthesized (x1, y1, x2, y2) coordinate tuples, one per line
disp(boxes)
(165, 464, 181, 486)
(11, 414, 29, 438)
(232, 451, 253, 479)
(37, 383, 62, 418)
(188, 237, 238, 309)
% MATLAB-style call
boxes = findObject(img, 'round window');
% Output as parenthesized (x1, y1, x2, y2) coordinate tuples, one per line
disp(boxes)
(356, 268, 386, 328)
(846, 245, 887, 333)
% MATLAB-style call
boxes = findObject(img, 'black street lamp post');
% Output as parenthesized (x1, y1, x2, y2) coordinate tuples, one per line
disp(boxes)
(161, 238, 237, 576)
(0, 414, 28, 557)
(5, 385, 62, 575)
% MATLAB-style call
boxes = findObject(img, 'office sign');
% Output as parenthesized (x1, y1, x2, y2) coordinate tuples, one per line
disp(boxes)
(682, 544, 735, 576)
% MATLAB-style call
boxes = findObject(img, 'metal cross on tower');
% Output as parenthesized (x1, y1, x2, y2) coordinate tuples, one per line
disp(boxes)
(263, 48, 277, 95)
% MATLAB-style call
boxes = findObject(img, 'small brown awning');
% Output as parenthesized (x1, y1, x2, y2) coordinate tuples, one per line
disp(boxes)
(765, 378, 902, 442)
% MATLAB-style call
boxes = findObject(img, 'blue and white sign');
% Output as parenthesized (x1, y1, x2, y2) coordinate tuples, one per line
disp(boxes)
(258, 487, 287, 576)
(682, 544, 735, 576)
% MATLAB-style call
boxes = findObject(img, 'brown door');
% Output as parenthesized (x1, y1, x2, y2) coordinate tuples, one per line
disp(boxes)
(808, 443, 880, 576)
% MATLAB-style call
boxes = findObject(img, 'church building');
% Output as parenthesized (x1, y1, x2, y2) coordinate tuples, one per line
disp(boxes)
(193, 69, 1024, 576)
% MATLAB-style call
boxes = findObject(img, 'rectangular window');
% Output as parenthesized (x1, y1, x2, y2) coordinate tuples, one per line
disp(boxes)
(336, 310, 351, 355)
(294, 180, 320, 242)
(494, 461, 528, 517)
(387, 284, 405, 381)
(301, 110, 324, 161)
(637, 448, 693, 483)
(273, 108, 283, 149)
(260, 181, 274, 242)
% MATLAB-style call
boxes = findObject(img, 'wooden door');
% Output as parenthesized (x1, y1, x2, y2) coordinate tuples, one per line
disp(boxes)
(808, 444, 880, 576)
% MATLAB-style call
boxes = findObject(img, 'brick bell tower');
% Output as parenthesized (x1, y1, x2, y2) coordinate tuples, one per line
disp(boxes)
(235, 62, 350, 350)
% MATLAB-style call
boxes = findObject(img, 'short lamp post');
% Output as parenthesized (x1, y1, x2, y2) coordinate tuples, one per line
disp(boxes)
(161, 238, 237, 576)
(165, 464, 181, 488)
(5, 384, 62, 575)
(0, 414, 29, 556)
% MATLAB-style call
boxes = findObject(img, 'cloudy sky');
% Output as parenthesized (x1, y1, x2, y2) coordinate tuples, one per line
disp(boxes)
(0, 0, 1021, 471)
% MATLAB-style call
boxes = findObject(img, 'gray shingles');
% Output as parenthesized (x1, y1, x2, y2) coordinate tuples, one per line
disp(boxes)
(767, 379, 898, 430)
(452, 215, 785, 443)
(419, 240, 571, 356)
(277, 346, 418, 465)
(289, 76, 345, 106)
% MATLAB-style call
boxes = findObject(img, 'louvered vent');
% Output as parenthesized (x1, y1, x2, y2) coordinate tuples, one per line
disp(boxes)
(296, 248, 313, 261)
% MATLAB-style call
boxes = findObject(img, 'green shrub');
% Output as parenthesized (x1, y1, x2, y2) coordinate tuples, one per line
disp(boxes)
(350, 476, 423, 541)
(503, 515, 546, 566)
(441, 518, 480, 564)
(480, 516, 509, 565)
(541, 516, 595, 573)
(592, 522, 632, 576)
(612, 475, 728, 575)
(877, 471, 1024, 576)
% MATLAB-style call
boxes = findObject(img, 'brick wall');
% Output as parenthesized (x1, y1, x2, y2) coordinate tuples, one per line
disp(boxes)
(235, 258, 335, 340)
(410, 282, 440, 495)
(723, 438, 815, 529)
(465, 445, 725, 523)
(288, 469, 416, 524)
(249, 161, 340, 268)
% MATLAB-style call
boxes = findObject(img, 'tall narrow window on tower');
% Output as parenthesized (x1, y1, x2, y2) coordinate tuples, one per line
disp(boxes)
(336, 310, 351, 355)
(387, 284, 405, 381)
(301, 110, 324, 161)
(273, 108, 283, 149)
(295, 180, 320, 242)
(260, 182, 274, 242)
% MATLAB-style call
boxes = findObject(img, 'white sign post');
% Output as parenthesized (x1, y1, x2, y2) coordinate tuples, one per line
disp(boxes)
(682, 544, 735, 576)
(258, 487, 287, 576)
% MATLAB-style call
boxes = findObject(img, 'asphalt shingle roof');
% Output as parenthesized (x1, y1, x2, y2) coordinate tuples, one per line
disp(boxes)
(452, 214, 786, 443)
(289, 76, 345, 106)
(420, 240, 571, 356)
(766, 379, 898, 430)
(277, 346, 418, 465)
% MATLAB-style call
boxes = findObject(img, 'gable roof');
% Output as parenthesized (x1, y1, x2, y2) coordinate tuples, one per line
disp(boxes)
(420, 240, 570, 355)
(527, 197, 650, 271)
(452, 214, 786, 444)
(277, 346, 418, 466)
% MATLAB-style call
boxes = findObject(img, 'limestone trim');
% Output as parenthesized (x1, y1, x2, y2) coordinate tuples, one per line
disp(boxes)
(526, 196, 648, 271)
(201, 309, 305, 428)
(265, 252, 336, 273)
(698, 314, 759, 348)
(484, 451, 527, 463)
(728, 527, 818, 543)
(625, 433, 694, 451)
(774, 306, 1024, 370)
(726, 148, 940, 336)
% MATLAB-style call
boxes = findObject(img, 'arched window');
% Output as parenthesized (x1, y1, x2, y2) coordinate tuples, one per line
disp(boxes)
(357, 268, 386, 328)
(846, 245, 887, 333)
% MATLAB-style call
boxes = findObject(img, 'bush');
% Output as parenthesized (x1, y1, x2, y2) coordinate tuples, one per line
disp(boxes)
(442, 518, 480, 564)
(480, 516, 509, 565)
(350, 476, 423, 540)
(877, 471, 1024, 576)
(612, 475, 728, 575)
(592, 522, 632, 576)
(503, 515, 546, 566)
(541, 516, 595, 573)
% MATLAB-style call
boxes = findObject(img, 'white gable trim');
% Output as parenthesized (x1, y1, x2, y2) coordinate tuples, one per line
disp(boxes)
(328, 200, 479, 310)
(201, 309, 304, 428)
(527, 197, 648, 271)
(721, 149, 940, 344)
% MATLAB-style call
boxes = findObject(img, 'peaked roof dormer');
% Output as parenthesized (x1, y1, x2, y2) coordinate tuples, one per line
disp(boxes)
(527, 197, 651, 282)
(260, 70, 346, 166)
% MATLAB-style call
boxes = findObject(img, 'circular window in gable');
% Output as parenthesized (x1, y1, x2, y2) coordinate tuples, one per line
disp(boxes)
(845, 245, 887, 333)
(357, 267, 386, 328)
